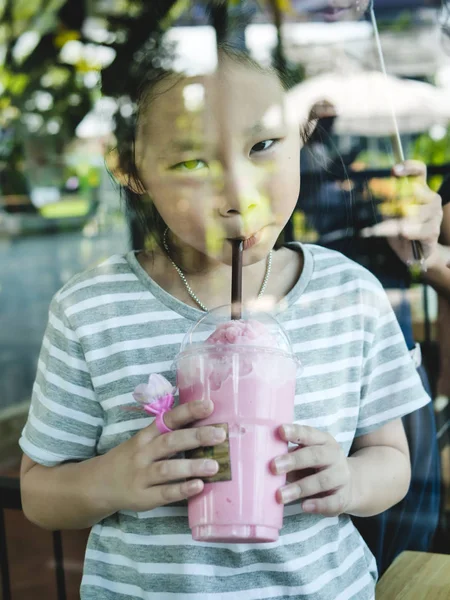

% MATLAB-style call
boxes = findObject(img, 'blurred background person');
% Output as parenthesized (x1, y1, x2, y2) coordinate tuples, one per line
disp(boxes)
(297, 97, 445, 573)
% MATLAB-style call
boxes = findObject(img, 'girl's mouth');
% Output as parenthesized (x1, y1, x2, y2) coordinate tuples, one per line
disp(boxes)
(228, 228, 263, 251)
(242, 233, 259, 250)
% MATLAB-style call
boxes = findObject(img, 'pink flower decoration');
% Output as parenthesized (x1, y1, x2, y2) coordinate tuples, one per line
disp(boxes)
(132, 373, 175, 416)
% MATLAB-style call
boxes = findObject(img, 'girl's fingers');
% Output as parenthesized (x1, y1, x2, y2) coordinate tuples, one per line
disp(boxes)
(279, 466, 344, 502)
(277, 486, 349, 517)
(301, 491, 348, 517)
(150, 425, 226, 461)
(147, 479, 205, 508)
(273, 444, 336, 475)
(143, 399, 215, 443)
(147, 458, 219, 486)
(279, 424, 332, 446)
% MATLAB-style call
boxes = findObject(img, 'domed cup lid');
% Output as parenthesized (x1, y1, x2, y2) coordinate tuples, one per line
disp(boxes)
(178, 304, 297, 361)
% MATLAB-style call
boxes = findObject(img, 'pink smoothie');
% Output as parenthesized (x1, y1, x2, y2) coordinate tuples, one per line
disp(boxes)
(177, 319, 297, 543)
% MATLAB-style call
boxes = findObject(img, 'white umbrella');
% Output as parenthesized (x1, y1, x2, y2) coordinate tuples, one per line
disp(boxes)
(289, 71, 450, 136)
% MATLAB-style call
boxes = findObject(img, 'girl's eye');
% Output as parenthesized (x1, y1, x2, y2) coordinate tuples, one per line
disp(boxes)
(171, 159, 208, 172)
(250, 139, 278, 154)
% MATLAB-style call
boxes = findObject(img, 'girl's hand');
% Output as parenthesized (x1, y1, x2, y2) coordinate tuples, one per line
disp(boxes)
(360, 160, 442, 266)
(102, 399, 225, 513)
(272, 424, 353, 517)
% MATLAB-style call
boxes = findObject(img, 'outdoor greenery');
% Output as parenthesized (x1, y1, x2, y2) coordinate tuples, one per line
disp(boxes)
(0, 0, 177, 191)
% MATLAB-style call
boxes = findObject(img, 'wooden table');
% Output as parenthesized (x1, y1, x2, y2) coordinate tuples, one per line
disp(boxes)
(376, 551, 450, 599)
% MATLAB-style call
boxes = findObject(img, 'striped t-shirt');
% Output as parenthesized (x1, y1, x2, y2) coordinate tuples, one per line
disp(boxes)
(19, 243, 430, 600)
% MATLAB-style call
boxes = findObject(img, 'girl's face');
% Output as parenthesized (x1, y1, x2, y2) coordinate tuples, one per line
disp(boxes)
(135, 60, 303, 267)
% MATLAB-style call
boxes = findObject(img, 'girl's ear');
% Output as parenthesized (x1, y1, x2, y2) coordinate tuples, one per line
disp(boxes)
(105, 147, 146, 194)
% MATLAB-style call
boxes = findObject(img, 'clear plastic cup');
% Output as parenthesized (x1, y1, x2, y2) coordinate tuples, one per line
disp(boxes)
(175, 305, 300, 543)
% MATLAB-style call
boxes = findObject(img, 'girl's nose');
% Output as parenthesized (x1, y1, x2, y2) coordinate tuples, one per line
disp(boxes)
(218, 164, 263, 218)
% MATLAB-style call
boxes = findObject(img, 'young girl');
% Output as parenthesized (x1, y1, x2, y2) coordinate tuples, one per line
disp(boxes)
(19, 46, 431, 600)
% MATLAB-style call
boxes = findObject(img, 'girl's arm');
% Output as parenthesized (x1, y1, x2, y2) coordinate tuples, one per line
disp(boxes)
(346, 418, 411, 517)
(20, 452, 119, 530)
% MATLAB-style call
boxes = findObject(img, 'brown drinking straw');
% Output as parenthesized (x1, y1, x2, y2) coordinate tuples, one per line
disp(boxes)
(231, 240, 244, 320)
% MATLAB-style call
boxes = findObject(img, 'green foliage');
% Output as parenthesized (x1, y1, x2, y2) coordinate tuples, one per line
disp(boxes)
(411, 127, 450, 191)
(377, 10, 413, 33)
(352, 149, 393, 168)
(412, 127, 450, 165)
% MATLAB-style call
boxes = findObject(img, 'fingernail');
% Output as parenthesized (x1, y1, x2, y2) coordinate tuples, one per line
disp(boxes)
(280, 486, 299, 504)
(186, 480, 202, 494)
(203, 460, 219, 474)
(196, 399, 212, 410)
(213, 427, 226, 442)
(302, 501, 316, 512)
(275, 457, 290, 474)
(393, 164, 406, 175)
(282, 425, 294, 438)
